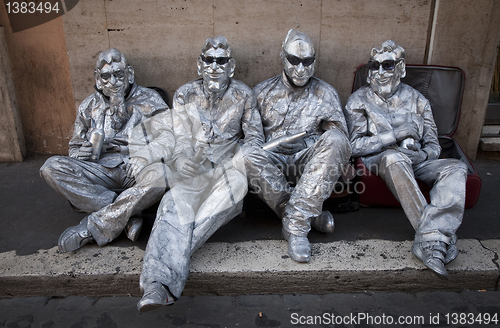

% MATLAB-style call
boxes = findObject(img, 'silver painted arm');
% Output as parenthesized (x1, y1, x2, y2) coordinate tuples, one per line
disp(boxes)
(345, 98, 397, 157)
(241, 92, 265, 147)
(419, 98, 441, 160)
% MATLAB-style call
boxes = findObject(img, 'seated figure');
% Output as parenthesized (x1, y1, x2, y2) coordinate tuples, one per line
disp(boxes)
(244, 29, 352, 263)
(40, 48, 173, 252)
(344, 40, 468, 279)
(137, 36, 264, 312)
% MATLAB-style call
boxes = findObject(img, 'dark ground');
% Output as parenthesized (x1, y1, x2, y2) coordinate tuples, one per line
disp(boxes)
(1, 291, 499, 327)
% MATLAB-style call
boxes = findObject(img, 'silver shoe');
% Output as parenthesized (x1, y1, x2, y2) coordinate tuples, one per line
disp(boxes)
(411, 240, 448, 280)
(444, 234, 458, 265)
(137, 282, 175, 312)
(311, 211, 334, 233)
(125, 216, 143, 242)
(283, 229, 311, 263)
(58, 217, 94, 253)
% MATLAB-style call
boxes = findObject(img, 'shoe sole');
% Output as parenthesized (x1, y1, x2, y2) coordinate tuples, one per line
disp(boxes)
(138, 300, 174, 312)
(288, 252, 311, 263)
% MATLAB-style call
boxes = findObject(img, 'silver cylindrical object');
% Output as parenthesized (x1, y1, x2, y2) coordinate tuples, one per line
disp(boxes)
(192, 148, 204, 163)
(89, 128, 104, 162)
(399, 138, 415, 150)
(262, 131, 308, 151)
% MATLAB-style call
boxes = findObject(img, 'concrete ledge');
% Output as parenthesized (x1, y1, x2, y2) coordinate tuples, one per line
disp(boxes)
(0, 239, 498, 298)
(480, 137, 500, 151)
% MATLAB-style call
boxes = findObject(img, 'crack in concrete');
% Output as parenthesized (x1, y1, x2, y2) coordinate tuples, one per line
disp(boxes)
(478, 240, 500, 270)
(478, 239, 500, 290)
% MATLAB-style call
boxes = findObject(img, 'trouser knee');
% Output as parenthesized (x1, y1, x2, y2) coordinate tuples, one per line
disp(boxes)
(439, 158, 468, 175)
(39, 156, 68, 182)
(317, 129, 351, 159)
(378, 150, 412, 177)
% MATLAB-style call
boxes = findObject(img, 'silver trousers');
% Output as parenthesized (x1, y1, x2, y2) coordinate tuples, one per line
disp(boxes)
(363, 149, 468, 244)
(139, 166, 247, 298)
(40, 156, 169, 246)
(245, 128, 351, 237)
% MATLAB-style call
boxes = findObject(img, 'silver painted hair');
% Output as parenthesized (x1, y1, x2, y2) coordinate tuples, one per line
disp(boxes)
(201, 36, 232, 57)
(370, 40, 405, 61)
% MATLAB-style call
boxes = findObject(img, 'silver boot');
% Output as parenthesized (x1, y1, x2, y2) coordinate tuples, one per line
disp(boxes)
(137, 282, 175, 312)
(125, 216, 143, 242)
(444, 234, 458, 265)
(283, 229, 311, 263)
(311, 210, 335, 233)
(58, 217, 94, 253)
(411, 240, 448, 280)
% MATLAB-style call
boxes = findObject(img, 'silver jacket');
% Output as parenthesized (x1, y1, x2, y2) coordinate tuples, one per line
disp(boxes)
(69, 83, 168, 167)
(345, 83, 441, 162)
(172, 78, 264, 166)
(256, 71, 348, 144)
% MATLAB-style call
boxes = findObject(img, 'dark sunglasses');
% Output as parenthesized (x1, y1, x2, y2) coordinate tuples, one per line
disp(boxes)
(201, 55, 231, 65)
(368, 60, 400, 71)
(100, 70, 125, 81)
(285, 54, 315, 67)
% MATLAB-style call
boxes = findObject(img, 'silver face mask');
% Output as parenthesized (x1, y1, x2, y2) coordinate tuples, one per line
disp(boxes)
(198, 47, 235, 94)
(96, 61, 133, 98)
(281, 34, 316, 87)
(368, 52, 405, 100)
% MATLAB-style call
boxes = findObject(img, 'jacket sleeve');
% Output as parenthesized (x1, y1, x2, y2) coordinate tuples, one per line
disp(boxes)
(241, 91, 265, 147)
(129, 109, 175, 165)
(419, 98, 441, 160)
(171, 89, 195, 165)
(344, 94, 397, 157)
(323, 88, 349, 137)
(68, 97, 94, 158)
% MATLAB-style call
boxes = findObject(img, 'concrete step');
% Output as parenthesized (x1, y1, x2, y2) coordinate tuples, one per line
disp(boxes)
(482, 125, 500, 135)
(480, 125, 500, 151)
(0, 239, 498, 298)
(480, 137, 500, 151)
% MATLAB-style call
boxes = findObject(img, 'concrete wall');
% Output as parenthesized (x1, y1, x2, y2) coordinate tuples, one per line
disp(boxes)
(428, 0, 500, 160)
(1, 0, 498, 159)
(0, 27, 25, 162)
(0, 6, 75, 156)
(62, 0, 431, 107)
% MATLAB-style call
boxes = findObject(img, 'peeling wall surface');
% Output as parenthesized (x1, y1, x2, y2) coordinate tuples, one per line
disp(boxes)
(1, 0, 499, 158)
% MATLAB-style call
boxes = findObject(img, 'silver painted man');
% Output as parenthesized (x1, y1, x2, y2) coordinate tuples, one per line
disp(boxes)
(40, 48, 173, 252)
(137, 36, 264, 311)
(344, 40, 468, 279)
(245, 29, 352, 263)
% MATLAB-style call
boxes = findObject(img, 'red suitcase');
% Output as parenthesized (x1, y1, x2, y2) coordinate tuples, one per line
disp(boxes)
(351, 65, 481, 209)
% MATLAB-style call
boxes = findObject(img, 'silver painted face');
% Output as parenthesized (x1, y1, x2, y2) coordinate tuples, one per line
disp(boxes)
(368, 52, 403, 99)
(199, 47, 235, 94)
(282, 40, 315, 87)
(97, 61, 130, 97)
